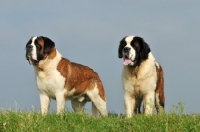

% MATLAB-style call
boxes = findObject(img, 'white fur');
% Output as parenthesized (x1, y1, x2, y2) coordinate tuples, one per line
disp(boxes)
(155, 93, 160, 109)
(77, 96, 85, 102)
(67, 88, 76, 97)
(34, 50, 67, 114)
(155, 92, 163, 114)
(30, 37, 37, 60)
(122, 52, 157, 117)
(123, 44, 136, 62)
(32, 48, 107, 116)
(27, 36, 107, 115)
(86, 84, 107, 116)
(155, 61, 160, 68)
(125, 36, 135, 44)
(123, 36, 136, 66)
(69, 83, 107, 117)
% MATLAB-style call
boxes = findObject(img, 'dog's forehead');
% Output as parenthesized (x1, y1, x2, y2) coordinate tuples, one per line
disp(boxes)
(28, 36, 37, 44)
(26, 36, 37, 46)
(124, 36, 135, 45)
(32, 36, 37, 41)
(29, 36, 45, 47)
(26, 36, 35, 45)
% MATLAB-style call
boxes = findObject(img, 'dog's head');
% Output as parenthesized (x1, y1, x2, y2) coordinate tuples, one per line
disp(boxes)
(118, 36, 151, 66)
(25, 36, 55, 65)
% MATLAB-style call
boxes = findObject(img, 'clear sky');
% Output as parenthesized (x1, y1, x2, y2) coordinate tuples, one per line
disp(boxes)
(0, 1, 200, 114)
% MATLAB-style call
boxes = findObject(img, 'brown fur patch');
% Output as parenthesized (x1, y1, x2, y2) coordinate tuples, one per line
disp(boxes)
(96, 80, 106, 101)
(57, 58, 106, 101)
(48, 47, 56, 59)
(36, 37, 45, 55)
(155, 64, 165, 108)
(36, 37, 56, 60)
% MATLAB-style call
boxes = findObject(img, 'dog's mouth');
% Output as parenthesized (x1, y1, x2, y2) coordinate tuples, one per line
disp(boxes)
(26, 55, 39, 65)
(123, 55, 132, 66)
(33, 60, 39, 65)
(124, 55, 129, 59)
(26, 49, 39, 65)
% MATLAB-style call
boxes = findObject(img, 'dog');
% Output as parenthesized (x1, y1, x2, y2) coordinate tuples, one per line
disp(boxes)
(118, 36, 165, 117)
(25, 36, 107, 116)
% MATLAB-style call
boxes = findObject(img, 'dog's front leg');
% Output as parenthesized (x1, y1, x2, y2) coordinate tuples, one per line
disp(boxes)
(143, 91, 155, 115)
(39, 94, 50, 115)
(124, 92, 135, 118)
(56, 92, 66, 114)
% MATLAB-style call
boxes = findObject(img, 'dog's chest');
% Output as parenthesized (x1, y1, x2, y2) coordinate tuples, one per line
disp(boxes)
(36, 69, 66, 99)
(122, 73, 156, 98)
(123, 77, 144, 92)
(122, 62, 157, 95)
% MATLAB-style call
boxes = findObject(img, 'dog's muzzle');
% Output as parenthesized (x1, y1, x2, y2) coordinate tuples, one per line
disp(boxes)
(26, 45, 39, 65)
(123, 47, 131, 53)
(26, 45, 33, 53)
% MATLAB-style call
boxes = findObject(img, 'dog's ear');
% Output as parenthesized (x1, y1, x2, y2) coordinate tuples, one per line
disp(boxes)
(140, 39, 151, 60)
(41, 36, 55, 54)
(118, 38, 127, 58)
(134, 37, 151, 60)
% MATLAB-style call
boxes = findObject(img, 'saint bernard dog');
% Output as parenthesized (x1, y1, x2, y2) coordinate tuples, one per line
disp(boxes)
(118, 36, 165, 117)
(25, 36, 107, 116)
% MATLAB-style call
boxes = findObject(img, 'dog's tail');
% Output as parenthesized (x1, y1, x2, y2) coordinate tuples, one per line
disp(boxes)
(155, 62, 165, 114)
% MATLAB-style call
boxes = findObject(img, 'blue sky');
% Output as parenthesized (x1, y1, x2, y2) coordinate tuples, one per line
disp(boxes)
(0, 1, 200, 114)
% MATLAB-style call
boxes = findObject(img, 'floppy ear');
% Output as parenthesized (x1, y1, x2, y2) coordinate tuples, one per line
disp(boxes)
(41, 36, 55, 54)
(134, 37, 151, 60)
(140, 40, 151, 59)
(118, 39, 126, 58)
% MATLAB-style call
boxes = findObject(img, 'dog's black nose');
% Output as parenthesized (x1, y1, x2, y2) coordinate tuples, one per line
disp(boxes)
(124, 47, 131, 52)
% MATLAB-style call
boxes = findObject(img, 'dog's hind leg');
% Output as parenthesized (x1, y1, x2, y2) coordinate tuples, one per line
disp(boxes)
(155, 93, 164, 114)
(155, 63, 165, 114)
(71, 99, 87, 113)
(134, 99, 142, 114)
(86, 83, 107, 116)
(92, 102, 99, 117)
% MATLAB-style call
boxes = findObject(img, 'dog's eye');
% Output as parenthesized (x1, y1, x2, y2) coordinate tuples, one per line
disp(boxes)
(130, 45, 137, 50)
(35, 43, 41, 49)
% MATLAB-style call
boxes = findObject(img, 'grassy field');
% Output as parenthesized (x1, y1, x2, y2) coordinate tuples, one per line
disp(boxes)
(0, 103, 200, 132)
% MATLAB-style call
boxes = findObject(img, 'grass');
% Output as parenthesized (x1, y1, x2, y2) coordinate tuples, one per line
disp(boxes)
(0, 103, 200, 132)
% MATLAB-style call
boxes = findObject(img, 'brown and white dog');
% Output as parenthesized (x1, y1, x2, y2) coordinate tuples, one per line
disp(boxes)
(25, 36, 107, 116)
(118, 36, 165, 117)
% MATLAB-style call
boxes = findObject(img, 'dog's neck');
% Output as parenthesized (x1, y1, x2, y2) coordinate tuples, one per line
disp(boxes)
(34, 50, 62, 72)
(123, 53, 156, 79)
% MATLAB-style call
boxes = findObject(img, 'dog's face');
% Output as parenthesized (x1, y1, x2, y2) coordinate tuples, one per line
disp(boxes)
(118, 36, 151, 66)
(25, 36, 55, 65)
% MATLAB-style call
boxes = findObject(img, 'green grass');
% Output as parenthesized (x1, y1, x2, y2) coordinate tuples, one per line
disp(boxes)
(0, 103, 200, 132)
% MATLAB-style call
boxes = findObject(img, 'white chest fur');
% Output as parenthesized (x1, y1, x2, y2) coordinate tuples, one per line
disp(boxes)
(34, 51, 66, 99)
(35, 69, 66, 99)
(122, 53, 157, 97)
